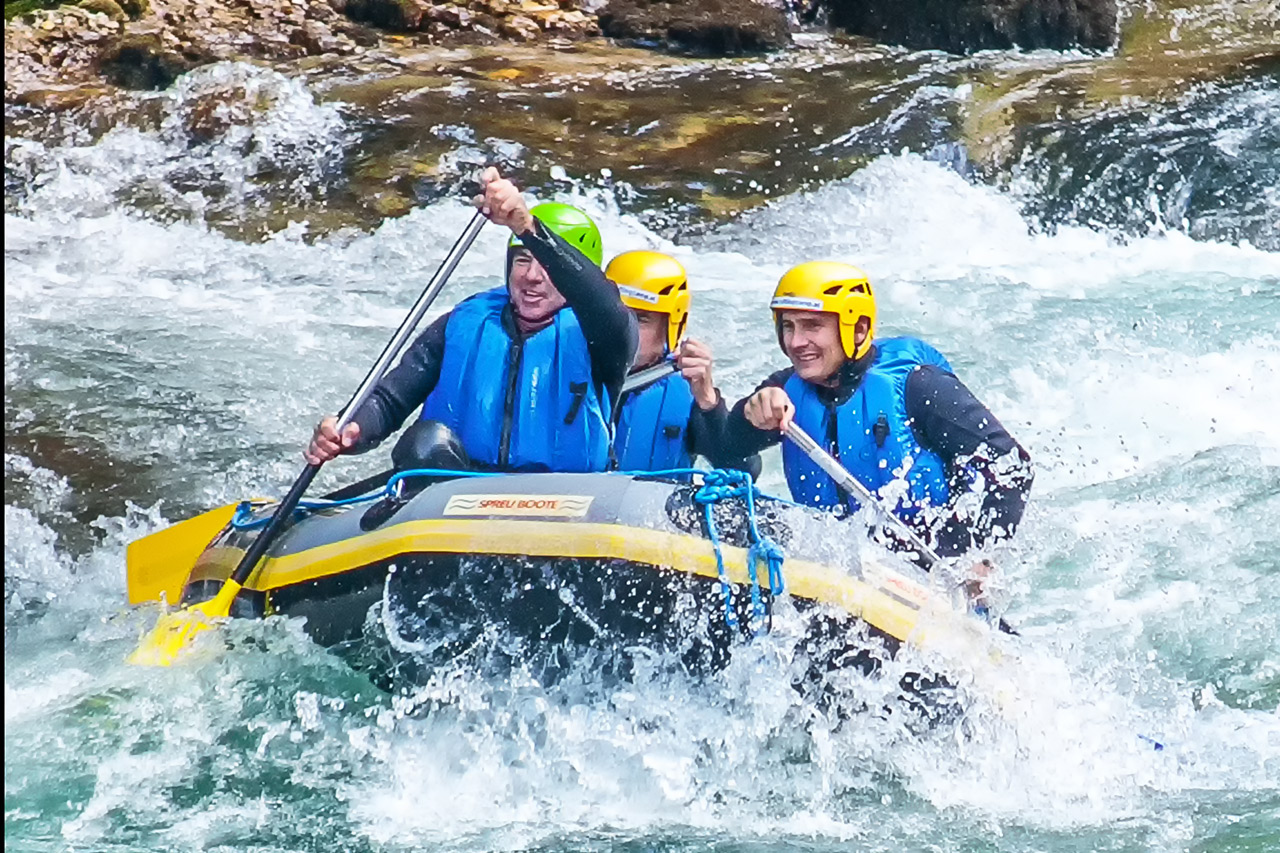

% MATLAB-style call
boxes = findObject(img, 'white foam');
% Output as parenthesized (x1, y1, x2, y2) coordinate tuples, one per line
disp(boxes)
(5, 110, 1279, 846)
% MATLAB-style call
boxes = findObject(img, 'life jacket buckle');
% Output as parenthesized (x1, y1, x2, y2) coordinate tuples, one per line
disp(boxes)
(564, 382, 589, 425)
(873, 413, 890, 449)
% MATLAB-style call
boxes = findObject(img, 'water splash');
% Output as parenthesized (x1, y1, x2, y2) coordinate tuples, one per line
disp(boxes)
(5, 62, 346, 227)
(1010, 80, 1280, 250)
(5, 109, 1278, 849)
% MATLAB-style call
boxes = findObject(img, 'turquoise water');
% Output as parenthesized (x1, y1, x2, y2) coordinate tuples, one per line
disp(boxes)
(6, 58, 1280, 852)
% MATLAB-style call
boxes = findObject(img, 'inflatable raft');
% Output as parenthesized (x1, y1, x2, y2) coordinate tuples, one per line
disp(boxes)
(131, 468, 1002, 693)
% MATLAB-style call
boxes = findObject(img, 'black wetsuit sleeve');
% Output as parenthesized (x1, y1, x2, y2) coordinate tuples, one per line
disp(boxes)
(718, 368, 795, 460)
(520, 219, 638, 402)
(686, 391, 764, 478)
(347, 312, 450, 453)
(905, 364, 1034, 554)
(685, 393, 725, 459)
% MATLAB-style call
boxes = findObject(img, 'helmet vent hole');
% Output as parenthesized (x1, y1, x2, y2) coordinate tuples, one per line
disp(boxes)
(658, 285, 674, 295)
(823, 284, 844, 295)
(851, 283, 868, 293)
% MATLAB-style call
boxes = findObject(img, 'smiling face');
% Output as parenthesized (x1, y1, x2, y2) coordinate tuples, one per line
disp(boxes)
(779, 310, 846, 384)
(507, 249, 567, 325)
(632, 309, 669, 370)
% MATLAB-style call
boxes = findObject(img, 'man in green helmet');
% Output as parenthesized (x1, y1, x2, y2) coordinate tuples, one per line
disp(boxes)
(306, 167, 638, 472)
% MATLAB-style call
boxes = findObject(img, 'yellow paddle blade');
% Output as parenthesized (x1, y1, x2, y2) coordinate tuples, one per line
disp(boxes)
(126, 503, 240, 606)
(127, 580, 243, 667)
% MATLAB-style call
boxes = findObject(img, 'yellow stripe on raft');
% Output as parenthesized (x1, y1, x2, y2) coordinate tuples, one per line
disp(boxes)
(224, 518, 934, 643)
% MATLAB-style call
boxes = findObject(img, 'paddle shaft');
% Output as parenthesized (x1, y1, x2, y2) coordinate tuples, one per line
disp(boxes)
(783, 422, 944, 569)
(226, 211, 487, 588)
(620, 358, 679, 395)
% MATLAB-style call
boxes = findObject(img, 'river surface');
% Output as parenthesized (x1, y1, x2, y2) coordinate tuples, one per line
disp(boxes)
(5, 33, 1280, 853)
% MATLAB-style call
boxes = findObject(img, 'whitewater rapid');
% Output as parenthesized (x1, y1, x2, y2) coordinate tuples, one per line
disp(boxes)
(6, 61, 1279, 852)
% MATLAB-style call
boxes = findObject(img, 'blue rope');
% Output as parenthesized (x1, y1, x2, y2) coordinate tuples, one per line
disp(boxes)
(691, 468, 786, 637)
(384, 467, 498, 494)
(230, 467, 500, 529)
(230, 497, 378, 529)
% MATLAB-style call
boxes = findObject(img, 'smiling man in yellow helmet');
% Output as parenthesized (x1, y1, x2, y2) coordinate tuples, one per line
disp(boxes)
(606, 250, 759, 476)
(721, 261, 1033, 570)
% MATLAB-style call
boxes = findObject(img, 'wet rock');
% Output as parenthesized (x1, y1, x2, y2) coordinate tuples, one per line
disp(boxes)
(343, 0, 433, 31)
(370, 190, 415, 217)
(179, 82, 266, 143)
(117, 0, 150, 17)
(536, 8, 593, 33)
(96, 31, 198, 89)
(501, 12, 539, 39)
(290, 19, 354, 53)
(823, 0, 1117, 54)
(598, 0, 790, 55)
(342, 0, 598, 39)
(310, 0, 338, 20)
(10, 82, 117, 112)
(78, 0, 128, 22)
(428, 3, 474, 28)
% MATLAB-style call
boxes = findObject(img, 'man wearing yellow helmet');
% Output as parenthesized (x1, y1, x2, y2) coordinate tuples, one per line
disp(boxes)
(721, 261, 1033, 562)
(306, 167, 637, 473)
(606, 250, 759, 476)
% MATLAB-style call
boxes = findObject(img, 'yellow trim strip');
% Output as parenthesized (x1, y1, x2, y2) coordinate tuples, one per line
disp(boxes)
(207, 518, 933, 642)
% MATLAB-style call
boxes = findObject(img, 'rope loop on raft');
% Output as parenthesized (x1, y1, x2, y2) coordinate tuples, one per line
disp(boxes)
(691, 467, 786, 637)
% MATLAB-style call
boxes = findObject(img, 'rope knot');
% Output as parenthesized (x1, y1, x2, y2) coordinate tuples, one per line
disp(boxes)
(693, 468, 786, 637)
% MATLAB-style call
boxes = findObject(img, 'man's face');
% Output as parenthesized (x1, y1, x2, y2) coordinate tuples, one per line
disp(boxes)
(632, 309, 668, 370)
(508, 249, 567, 323)
(780, 311, 845, 383)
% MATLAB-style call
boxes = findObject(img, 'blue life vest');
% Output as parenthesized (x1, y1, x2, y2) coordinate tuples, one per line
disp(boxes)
(613, 366, 695, 472)
(782, 337, 952, 519)
(421, 287, 611, 472)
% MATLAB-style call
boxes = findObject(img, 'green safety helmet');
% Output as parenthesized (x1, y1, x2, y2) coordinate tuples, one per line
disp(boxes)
(508, 201, 603, 267)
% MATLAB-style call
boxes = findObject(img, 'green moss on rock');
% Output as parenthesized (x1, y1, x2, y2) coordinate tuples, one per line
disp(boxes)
(78, 0, 127, 21)
(5, 0, 62, 20)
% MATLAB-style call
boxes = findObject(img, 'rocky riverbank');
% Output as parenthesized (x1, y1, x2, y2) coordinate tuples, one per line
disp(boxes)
(4, 0, 603, 104)
(6, 0, 1133, 106)
(5, 0, 1276, 247)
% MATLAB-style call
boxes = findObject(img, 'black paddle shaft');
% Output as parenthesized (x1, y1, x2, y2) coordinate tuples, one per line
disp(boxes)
(227, 211, 488, 587)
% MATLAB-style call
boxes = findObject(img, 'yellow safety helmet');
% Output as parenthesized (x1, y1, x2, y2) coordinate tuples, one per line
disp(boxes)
(605, 251, 690, 352)
(770, 261, 876, 360)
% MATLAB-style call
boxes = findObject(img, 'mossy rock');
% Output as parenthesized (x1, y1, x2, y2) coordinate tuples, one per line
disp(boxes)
(79, 0, 127, 21)
(5, 0, 61, 20)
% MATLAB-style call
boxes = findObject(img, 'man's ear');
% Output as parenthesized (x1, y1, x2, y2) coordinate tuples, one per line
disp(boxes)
(854, 315, 871, 343)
